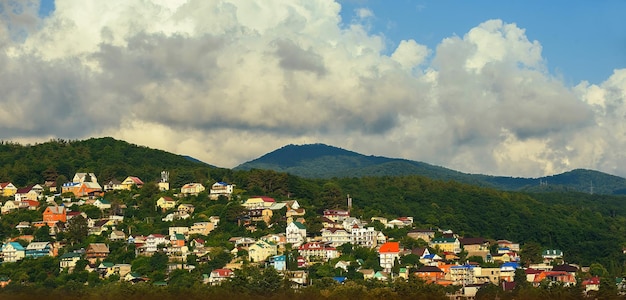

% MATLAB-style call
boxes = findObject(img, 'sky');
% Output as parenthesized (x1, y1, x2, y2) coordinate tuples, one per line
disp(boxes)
(1, 0, 626, 178)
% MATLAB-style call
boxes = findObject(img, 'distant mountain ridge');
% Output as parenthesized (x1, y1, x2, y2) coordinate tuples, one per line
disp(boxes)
(234, 143, 626, 195)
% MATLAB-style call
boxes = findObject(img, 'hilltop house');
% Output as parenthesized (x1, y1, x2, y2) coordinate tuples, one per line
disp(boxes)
(1, 242, 25, 262)
(120, 176, 144, 190)
(379, 242, 401, 273)
(86, 243, 110, 264)
(180, 183, 205, 196)
(156, 197, 177, 211)
(0, 182, 17, 197)
(43, 206, 67, 226)
(209, 182, 234, 200)
(286, 221, 307, 247)
(248, 240, 277, 263)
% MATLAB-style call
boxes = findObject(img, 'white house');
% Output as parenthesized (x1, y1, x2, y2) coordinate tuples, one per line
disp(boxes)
(209, 182, 234, 200)
(286, 221, 307, 247)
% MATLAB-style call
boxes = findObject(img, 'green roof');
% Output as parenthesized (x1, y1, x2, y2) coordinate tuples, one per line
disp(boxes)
(292, 221, 306, 229)
(60, 252, 82, 259)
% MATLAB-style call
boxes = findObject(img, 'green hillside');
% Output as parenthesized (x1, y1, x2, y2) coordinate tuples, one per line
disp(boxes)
(235, 143, 626, 194)
(0, 137, 213, 187)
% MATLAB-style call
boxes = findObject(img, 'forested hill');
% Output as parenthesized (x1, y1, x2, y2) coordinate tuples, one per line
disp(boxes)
(235, 143, 626, 194)
(0, 137, 213, 187)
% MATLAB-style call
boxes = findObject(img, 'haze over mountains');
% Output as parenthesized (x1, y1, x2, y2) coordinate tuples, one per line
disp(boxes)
(234, 143, 626, 195)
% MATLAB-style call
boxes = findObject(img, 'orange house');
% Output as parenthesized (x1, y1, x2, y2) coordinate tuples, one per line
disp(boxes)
(43, 206, 67, 226)
(414, 266, 445, 283)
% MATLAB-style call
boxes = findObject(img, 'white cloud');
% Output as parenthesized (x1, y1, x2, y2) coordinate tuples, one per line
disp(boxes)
(0, 0, 624, 178)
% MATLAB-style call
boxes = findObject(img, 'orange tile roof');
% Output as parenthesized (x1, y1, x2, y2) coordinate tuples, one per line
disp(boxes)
(379, 242, 400, 253)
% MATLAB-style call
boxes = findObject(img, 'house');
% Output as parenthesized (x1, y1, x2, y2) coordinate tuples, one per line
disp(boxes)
(120, 176, 144, 190)
(370, 217, 388, 226)
(321, 228, 351, 247)
(298, 242, 338, 262)
(209, 182, 234, 200)
(323, 209, 350, 222)
(532, 271, 576, 287)
(25, 242, 54, 258)
(286, 221, 307, 247)
(460, 237, 490, 259)
(156, 197, 177, 211)
(414, 266, 445, 283)
(500, 262, 519, 282)
(386, 217, 413, 228)
(1, 242, 26, 262)
(242, 196, 276, 209)
(582, 276, 600, 294)
(170, 233, 186, 247)
(14, 185, 41, 201)
(189, 221, 215, 236)
(93, 198, 111, 210)
(63, 182, 103, 197)
(103, 179, 122, 191)
(180, 183, 205, 196)
(73, 173, 98, 184)
(1, 200, 19, 214)
(144, 234, 169, 253)
(359, 269, 375, 280)
(169, 226, 190, 237)
(450, 264, 477, 286)
(20, 200, 40, 211)
(177, 203, 195, 214)
(496, 240, 520, 252)
(206, 268, 234, 285)
(270, 255, 287, 271)
(351, 226, 384, 248)
(430, 237, 461, 253)
(85, 243, 110, 264)
(0, 182, 17, 197)
(248, 240, 277, 263)
(542, 249, 564, 264)
(59, 252, 82, 272)
(110, 230, 126, 241)
(43, 206, 67, 226)
(379, 242, 401, 273)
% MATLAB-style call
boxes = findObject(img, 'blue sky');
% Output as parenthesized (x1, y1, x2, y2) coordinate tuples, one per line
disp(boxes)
(2, 0, 626, 177)
(338, 0, 626, 86)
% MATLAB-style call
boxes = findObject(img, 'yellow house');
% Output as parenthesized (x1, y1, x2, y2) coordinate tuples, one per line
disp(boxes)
(0, 183, 17, 197)
(248, 240, 277, 263)
(180, 183, 205, 196)
(242, 196, 275, 209)
(156, 197, 177, 210)
(429, 237, 461, 253)
(120, 176, 144, 190)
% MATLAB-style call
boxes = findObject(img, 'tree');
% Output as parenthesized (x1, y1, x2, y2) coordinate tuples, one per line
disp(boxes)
(33, 225, 52, 242)
(519, 242, 542, 266)
(66, 215, 88, 245)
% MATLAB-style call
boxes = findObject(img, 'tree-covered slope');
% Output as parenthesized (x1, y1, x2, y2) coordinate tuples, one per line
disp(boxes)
(235, 143, 626, 194)
(0, 137, 213, 186)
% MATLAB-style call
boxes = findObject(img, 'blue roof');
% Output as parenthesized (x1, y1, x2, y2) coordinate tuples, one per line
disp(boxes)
(3, 242, 25, 251)
(423, 254, 436, 259)
(501, 262, 519, 269)
(272, 255, 286, 261)
(217, 182, 229, 185)
(332, 277, 347, 283)
(451, 264, 474, 270)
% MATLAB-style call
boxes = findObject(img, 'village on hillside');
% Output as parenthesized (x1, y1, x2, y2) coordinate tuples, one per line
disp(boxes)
(0, 171, 620, 298)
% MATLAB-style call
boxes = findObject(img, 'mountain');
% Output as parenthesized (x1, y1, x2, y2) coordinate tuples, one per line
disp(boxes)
(235, 143, 626, 194)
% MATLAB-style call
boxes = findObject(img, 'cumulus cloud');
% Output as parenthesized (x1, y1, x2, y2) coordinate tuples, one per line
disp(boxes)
(0, 0, 624, 178)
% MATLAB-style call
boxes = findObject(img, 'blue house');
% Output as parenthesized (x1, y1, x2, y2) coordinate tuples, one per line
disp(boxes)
(270, 255, 286, 271)
(25, 242, 53, 258)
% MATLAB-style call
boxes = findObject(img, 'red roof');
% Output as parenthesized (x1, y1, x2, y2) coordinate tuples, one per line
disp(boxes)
(583, 277, 600, 285)
(250, 196, 275, 203)
(299, 242, 336, 251)
(22, 200, 39, 207)
(211, 268, 233, 277)
(379, 242, 400, 253)
(128, 176, 144, 184)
